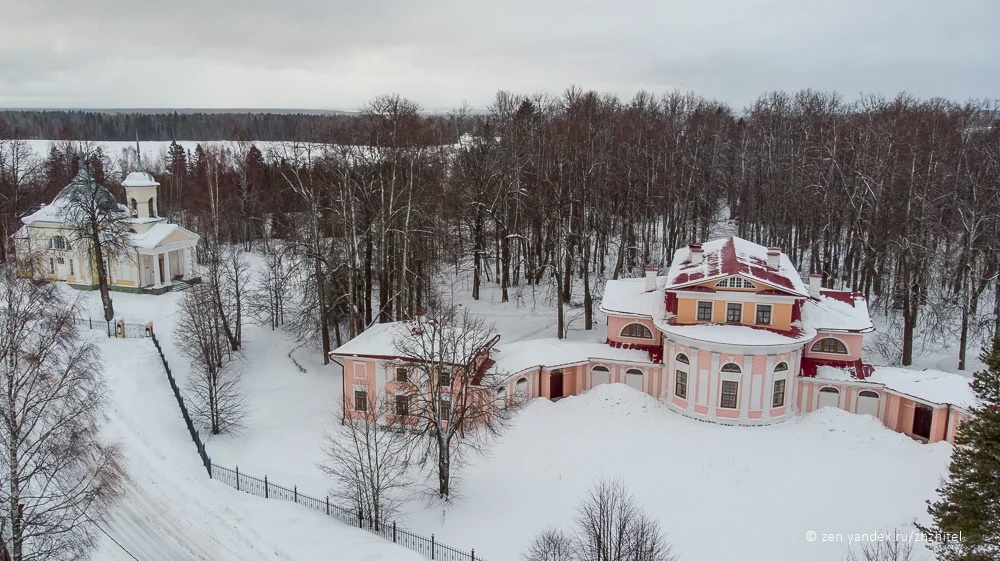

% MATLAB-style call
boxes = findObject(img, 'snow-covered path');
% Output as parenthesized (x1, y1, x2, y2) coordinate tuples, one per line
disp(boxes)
(92, 336, 421, 561)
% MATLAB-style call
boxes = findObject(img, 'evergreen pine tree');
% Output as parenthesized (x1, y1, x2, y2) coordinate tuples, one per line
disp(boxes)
(921, 337, 1000, 560)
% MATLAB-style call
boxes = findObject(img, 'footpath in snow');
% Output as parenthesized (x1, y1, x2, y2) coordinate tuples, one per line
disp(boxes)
(93, 334, 421, 561)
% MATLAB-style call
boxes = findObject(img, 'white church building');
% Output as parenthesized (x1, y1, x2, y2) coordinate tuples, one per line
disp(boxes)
(15, 166, 200, 294)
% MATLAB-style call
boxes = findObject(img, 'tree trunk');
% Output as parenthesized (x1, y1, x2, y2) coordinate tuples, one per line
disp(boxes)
(437, 437, 451, 499)
(92, 236, 115, 321)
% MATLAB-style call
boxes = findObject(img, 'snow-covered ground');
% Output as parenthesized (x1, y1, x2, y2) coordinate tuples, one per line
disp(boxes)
(66, 264, 961, 561)
(86, 320, 421, 560)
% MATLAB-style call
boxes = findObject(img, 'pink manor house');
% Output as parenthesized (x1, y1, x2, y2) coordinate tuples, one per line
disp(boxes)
(331, 236, 976, 445)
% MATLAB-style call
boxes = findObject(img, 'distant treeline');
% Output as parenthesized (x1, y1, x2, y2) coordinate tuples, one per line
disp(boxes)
(0, 110, 458, 143)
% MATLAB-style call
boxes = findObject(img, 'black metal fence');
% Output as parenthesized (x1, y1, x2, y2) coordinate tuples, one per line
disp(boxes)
(145, 335, 483, 560)
(150, 334, 212, 475)
(75, 317, 152, 339)
(211, 464, 483, 561)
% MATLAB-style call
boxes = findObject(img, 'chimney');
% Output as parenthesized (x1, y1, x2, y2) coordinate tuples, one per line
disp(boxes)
(766, 247, 781, 270)
(689, 243, 703, 265)
(644, 267, 658, 292)
(809, 273, 822, 298)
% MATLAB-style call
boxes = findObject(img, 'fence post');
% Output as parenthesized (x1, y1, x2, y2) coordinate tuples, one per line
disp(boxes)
(325, 496, 329, 515)
(471, 548, 475, 561)
(265, 475, 268, 498)
(431, 534, 435, 560)
(294, 485, 298, 503)
(208, 456, 212, 479)
(236, 466, 240, 491)
(393, 521, 396, 543)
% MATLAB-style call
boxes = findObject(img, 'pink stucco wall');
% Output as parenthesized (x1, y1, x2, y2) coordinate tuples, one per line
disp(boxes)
(606, 316, 661, 346)
(803, 332, 865, 361)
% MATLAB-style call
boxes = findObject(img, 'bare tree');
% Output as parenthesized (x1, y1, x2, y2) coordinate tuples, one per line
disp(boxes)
(845, 528, 922, 561)
(0, 265, 123, 561)
(573, 477, 676, 561)
(203, 242, 249, 350)
(523, 527, 577, 561)
(175, 283, 248, 435)
(319, 393, 412, 528)
(391, 304, 515, 499)
(57, 161, 131, 322)
(249, 246, 299, 330)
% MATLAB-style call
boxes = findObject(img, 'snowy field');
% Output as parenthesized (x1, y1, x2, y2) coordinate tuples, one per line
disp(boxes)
(68, 257, 965, 561)
(90, 335, 421, 560)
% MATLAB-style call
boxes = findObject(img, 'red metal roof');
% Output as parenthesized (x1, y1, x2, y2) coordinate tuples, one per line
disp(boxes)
(667, 237, 804, 294)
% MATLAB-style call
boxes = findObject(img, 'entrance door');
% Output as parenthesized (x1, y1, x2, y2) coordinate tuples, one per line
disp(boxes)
(592, 366, 610, 387)
(550, 372, 564, 399)
(625, 369, 644, 391)
(913, 404, 933, 440)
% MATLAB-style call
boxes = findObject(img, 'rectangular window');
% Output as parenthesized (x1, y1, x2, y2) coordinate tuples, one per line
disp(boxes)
(675, 370, 688, 399)
(395, 395, 409, 416)
(69, 259, 74, 276)
(697, 301, 713, 321)
(395, 368, 408, 383)
(439, 371, 451, 387)
(772, 379, 786, 408)
(439, 400, 451, 421)
(755, 304, 772, 325)
(720, 380, 738, 409)
(354, 390, 368, 412)
(726, 303, 742, 323)
(49, 258, 55, 275)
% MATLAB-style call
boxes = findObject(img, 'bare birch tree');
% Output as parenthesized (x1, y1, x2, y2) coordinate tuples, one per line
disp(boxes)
(391, 305, 514, 499)
(175, 283, 247, 435)
(319, 393, 412, 527)
(0, 265, 123, 561)
(57, 161, 131, 322)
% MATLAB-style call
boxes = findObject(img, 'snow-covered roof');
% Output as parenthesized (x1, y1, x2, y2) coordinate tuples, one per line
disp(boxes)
(665, 237, 808, 296)
(22, 168, 123, 226)
(123, 171, 159, 187)
(600, 277, 667, 318)
(330, 320, 500, 363)
(493, 338, 651, 377)
(801, 291, 874, 333)
(868, 368, 978, 410)
(814, 365, 857, 382)
(330, 323, 407, 357)
(130, 223, 199, 249)
(653, 320, 817, 348)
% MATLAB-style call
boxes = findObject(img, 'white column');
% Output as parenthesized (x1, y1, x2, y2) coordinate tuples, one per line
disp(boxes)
(152, 253, 162, 288)
(764, 354, 776, 412)
(181, 247, 189, 278)
(708, 351, 720, 417)
(162, 251, 172, 285)
(740, 354, 753, 420)
(687, 347, 698, 412)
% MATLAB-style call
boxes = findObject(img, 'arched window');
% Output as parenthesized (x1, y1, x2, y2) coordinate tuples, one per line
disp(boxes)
(716, 277, 756, 289)
(625, 368, 643, 376)
(624, 368, 643, 390)
(147, 197, 156, 218)
(774, 362, 788, 372)
(620, 323, 653, 339)
(721, 363, 741, 373)
(675, 353, 689, 365)
(812, 338, 848, 354)
(592, 365, 610, 372)
(49, 235, 71, 251)
(130, 198, 138, 218)
(819, 386, 840, 394)
(858, 390, 879, 398)
(515, 377, 529, 396)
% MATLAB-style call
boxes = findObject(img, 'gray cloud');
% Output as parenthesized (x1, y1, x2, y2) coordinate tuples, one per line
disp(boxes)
(1, 0, 997, 111)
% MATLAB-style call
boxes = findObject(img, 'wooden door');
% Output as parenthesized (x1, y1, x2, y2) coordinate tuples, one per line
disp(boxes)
(550, 372, 563, 399)
(913, 404, 933, 440)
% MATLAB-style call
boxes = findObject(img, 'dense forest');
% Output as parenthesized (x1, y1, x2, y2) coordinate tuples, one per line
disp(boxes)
(2, 89, 998, 370)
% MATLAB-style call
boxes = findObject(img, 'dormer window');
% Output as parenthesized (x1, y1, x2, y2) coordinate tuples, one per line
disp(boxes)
(716, 277, 756, 289)
(620, 323, 653, 339)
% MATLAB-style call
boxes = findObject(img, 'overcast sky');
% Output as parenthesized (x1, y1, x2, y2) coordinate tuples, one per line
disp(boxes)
(1, 0, 997, 112)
